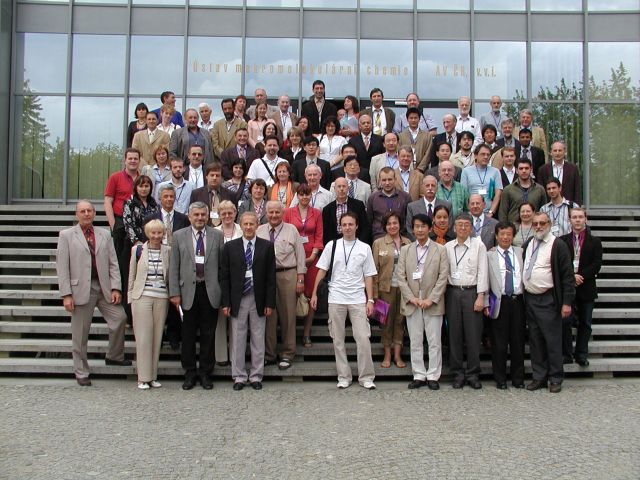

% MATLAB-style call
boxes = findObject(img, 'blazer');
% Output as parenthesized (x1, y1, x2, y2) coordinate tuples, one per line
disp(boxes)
(369, 152, 395, 189)
(485, 246, 524, 319)
(394, 169, 425, 202)
(425, 164, 462, 183)
(142, 209, 190, 241)
(330, 178, 371, 206)
(560, 230, 602, 302)
(348, 133, 385, 170)
(499, 167, 516, 188)
(238, 198, 268, 225)
(398, 130, 433, 173)
(396, 240, 449, 316)
(405, 198, 452, 239)
(268, 111, 299, 144)
(278, 146, 305, 165)
(472, 216, 499, 250)
(168, 226, 224, 310)
(56, 224, 121, 305)
(188, 185, 236, 208)
(429, 131, 461, 169)
(220, 144, 261, 180)
(170, 127, 214, 166)
(537, 161, 582, 206)
(361, 107, 396, 136)
(480, 111, 504, 131)
(515, 145, 546, 179)
(496, 137, 521, 150)
(220, 236, 276, 317)
(127, 242, 171, 301)
(300, 99, 338, 134)
(331, 166, 371, 185)
(211, 118, 248, 161)
(131, 129, 170, 167)
(514, 125, 548, 159)
(322, 197, 370, 245)
(292, 158, 333, 191)
(372, 234, 411, 297)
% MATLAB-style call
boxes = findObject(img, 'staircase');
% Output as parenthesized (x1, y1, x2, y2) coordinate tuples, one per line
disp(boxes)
(0, 205, 638, 379)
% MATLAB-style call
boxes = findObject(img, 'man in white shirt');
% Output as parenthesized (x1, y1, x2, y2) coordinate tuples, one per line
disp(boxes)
(445, 212, 489, 390)
(289, 163, 335, 211)
(540, 178, 579, 237)
(269, 95, 298, 142)
(246, 135, 287, 188)
(198, 103, 214, 131)
(184, 145, 205, 189)
(311, 212, 377, 390)
(330, 156, 371, 206)
(156, 157, 194, 215)
(455, 96, 482, 149)
(393, 92, 437, 134)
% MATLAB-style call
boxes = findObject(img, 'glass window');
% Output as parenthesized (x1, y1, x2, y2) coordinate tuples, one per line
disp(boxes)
(417, 41, 470, 100)
(15, 33, 67, 94)
(68, 97, 124, 200)
(13, 96, 65, 200)
(302, 39, 357, 98)
(186, 98, 225, 123)
(531, 0, 581, 10)
(244, 38, 300, 98)
(360, 40, 413, 99)
(75, 0, 126, 4)
(418, 0, 469, 10)
(474, 41, 526, 100)
(361, 0, 412, 8)
(129, 36, 184, 95)
(531, 42, 583, 100)
(474, 0, 525, 10)
(133, 0, 183, 4)
(247, 0, 299, 5)
(189, 0, 242, 5)
(72, 35, 126, 95)
(589, 0, 640, 11)
(187, 37, 242, 96)
(590, 103, 640, 205)
(127, 97, 184, 122)
(588, 43, 640, 100)
(304, 0, 356, 7)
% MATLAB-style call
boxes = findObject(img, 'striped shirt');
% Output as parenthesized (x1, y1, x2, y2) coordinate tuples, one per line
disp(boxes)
(143, 249, 168, 299)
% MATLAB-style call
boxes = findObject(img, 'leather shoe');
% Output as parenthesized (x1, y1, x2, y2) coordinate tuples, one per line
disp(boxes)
(496, 382, 508, 390)
(427, 380, 440, 391)
(105, 358, 132, 366)
(512, 383, 525, 389)
(526, 379, 548, 391)
(563, 356, 574, 365)
(576, 358, 589, 367)
(76, 376, 91, 386)
(216, 361, 230, 367)
(467, 378, 482, 390)
(250, 381, 263, 390)
(200, 375, 213, 390)
(549, 382, 562, 393)
(264, 359, 277, 366)
(182, 377, 197, 390)
(408, 379, 427, 389)
(452, 377, 465, 389)
(232, 382, 245, 391)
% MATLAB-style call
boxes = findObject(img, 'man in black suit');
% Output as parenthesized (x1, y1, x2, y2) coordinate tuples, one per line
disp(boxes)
(219, 128, 260, 180)
(331, 144, 372, 184)
(348, 114, 385, 170)
(560, 207, 602, 367)
(496, 118, 520, 150)
(537, 141, 582, 205)
(498, 146, 518, 187)
(188, 163, 235, 227)
(429, 113, 461, 169)
(516, 128, 545, 179)
(183, 145, 206, 189)
(220, 211, 276, 391)
(322, 177, 370, 245)
(292, 136, 332, 191)
(299, 79, 338, 135)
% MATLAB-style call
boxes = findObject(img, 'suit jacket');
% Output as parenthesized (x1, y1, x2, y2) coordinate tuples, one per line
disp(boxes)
(57, 225, 121, 305)
(425, 164, 462, 183)
(514, 125, 548, 159)
(485, 246, 524, 319)
(331, 166, 371, 185)
(372, 234, 411, 297)
(220, 144, 260, 180)
(396, 240, 449, 316)
(496, 137, 521, 150)
(292, 158, 332, 191)
(131, 129, 170, 167)
(472, 215, 499, 250)
(369, 152, 396, 189)
(188, 185, 236, 207)
(361, 107, 396, 136)
(329, 178, 371, 206)
(141, 209, 190, 242)
(168, 226, 223, 310)
(489, 144, 521, 170)
(268, 111, 299, 144)
(170, 127, 214, 166)
(127, 243, 171, 301)
(220, 236, 276, 317)
(322, 198, 370, 245)
(430, 131, 461, 169)
(300, 99, 338, 134)
(405, 198, 452, 239)
(398, 130, 433, 173)
(348, 133, 385, 170)
(515, 145, 546, 179)
(499, 167, 516, 188)
(537, 161, 582, 205)
(211, 118, 247, 161)
(480, 111, 504, 131)
(560, 230, 602, 302)
(394, 169, 425, 202)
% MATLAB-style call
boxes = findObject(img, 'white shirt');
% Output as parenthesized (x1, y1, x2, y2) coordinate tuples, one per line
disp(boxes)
(523, 233, 555, 294)
(246, 156, 287, 188)
(497, 246, 522, 295)
(552, 160, 565, 184)
(423, 197, 437, 215)
(191, 226, 206, 257)
(157, 123, 179, 136)
(444, 236, 488, 292)
(372, 108, 388, 136)
(156, 179, 194, 214)
(189, 165, 204, 189)
(455, 115, 483, 148)
(290, 186, 335, 212)
(198, 120, 213, 131)
(503, 166, 516, 185)
(319, 134, 347, 165)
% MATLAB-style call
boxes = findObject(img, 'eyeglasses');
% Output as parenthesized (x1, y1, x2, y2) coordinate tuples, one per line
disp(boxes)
(532, 221, 549, 227)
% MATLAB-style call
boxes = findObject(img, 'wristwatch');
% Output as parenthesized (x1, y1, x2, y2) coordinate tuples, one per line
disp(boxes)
(367, 299, 375, 304)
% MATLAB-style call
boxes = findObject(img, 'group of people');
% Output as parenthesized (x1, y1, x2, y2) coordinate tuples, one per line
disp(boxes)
(56, 80, 602, 393)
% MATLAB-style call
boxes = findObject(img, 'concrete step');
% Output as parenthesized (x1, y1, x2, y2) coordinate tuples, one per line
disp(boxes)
(0, 249, 56, 256)
(0, 290, 61, 300)
(589, 220, 640, 228)
(598, 279, 640, 289)
(0, 215, 107, 222)
(597, 293, 640, 303)
(0, 261, 56, 269)
(602, 253, 640, 262)
(592, 231, 640, 239)
(0, 237, 59, 244)
(600, 266, 640, 274)
(0, 275, 58, 285)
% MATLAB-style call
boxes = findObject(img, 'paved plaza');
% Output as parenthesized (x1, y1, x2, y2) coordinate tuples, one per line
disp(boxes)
(1, 377, 639, 479)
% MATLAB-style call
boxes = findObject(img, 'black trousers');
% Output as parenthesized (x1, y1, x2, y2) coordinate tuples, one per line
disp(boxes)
(524, 290, 563, 384)
(446, 286, 482, 380)
(112, 216, 132, 321)
(165, 306, 182, 344)
(181, 282, 218, 378)
(490, 295, 525, 385)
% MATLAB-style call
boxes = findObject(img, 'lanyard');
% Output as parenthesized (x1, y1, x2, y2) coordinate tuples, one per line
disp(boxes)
(175, 182, 185, 204)
(343, 239, 357, 268)
(475, 165, 488, 185)
(386, 154, 398, 170)
(554, 163, 563, 179)
(148, 249, 161, 278)
(520, 225, 532, 243)
(473, 217, 483, 234)
(400, 171, 410, 191)
(311, 190, 319, 208)
(416, 243, 430, 270)
(439, 184, 453, 201)
(551, 203, 564, 224)
(270, 224, 284, 243)
(192, 169, 202, 187)
(254, 200, 265, 218)
(529, 240, 541, 262)
(454, 244, 469, 267)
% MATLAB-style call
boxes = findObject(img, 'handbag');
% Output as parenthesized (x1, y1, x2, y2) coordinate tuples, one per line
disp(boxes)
(314, 239, 338, 315)
(369, 298, 390, 326)
(296, 294, 309, 317)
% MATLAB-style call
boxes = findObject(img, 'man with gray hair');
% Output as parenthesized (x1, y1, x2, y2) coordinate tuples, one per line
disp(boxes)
(170, 107, 214, 164)
(480, 95, 504, 135)
(514, 108, 548, 158)
(290, 163, 335, 211)
(455, 96, 482, 149)
(429, 114, 461, 167)
(246, 88, 279, 118)
(269, 95, 298, 142)
(198, 102, 213, 131)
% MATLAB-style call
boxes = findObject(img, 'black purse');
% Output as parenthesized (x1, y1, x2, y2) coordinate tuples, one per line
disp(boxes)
(314, 239, 338, 315)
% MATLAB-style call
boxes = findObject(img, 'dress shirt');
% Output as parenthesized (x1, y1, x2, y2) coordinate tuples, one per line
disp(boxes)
(157, 123, 179, 137)
(246, 156, 287, 187)
(497, 246, 522, 295)
(552, 161, 565, 184)
(445, 236, 488, 292)
(472, 213, 485, 236)
(372, 108, 387, 136)
(290, 186, 335, 212)
(523, 233, 555, 294)
(540, 199, 577, 237)
(416, 239, 431, 273)
(198, 120, 213, 131)
(423, 197, 437, 217)
(455, 115, 482, 147)
(399, 169, 411, 192)
(393, 112, 436, 134)
(191, 226, 206, 257)
(437, 181, 469, 218)
(502, 137, 515, 148)
(157, 179, 194, 214)
(189, 165, 204, 189)
(257, 222, 306, 273)
(161, 208, 173, 244)
(503, 166, 516, 184)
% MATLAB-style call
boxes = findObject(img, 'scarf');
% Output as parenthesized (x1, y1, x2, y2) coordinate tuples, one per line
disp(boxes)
(431, 224, 449, 245)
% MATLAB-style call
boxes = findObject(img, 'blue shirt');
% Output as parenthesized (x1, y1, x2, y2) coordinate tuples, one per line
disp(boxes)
(460, 165, 503, 212)
(152, 108, 184, 128)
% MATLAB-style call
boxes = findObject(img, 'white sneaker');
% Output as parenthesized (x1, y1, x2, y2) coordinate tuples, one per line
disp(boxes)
(337, 380, 351, 389)
(137, 382, 150, 390)
(149, 380, 162, 388)
(362, 381, 376, 390)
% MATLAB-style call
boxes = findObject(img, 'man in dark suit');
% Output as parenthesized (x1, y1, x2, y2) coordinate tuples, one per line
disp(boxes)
(496, 117, 520, 150)
(292, 136, 332, 191)
(322, 177, 370, 245)
(405, 175, 452, 239)
(169, 202, 224, 391)
(468, 194, 498, 250)
(188, 163, 235, 227)
(169, 108, 214, 165)
(220, 128, 260, 180)
(537, 141, 582, 205)
(560, 207, 602, 366)
(516, 128, 545, 179)
(331, 144, 371, 183)
(348, 114, 385, 170)
(429, 113, 461, 169)
(183, 145, 206, 189)
(299, 80, 338, 134)
(220, 211, 276, 391)
(360, 88, 396, 136)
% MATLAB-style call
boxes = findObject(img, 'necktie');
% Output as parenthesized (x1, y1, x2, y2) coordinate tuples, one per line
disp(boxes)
(374, 111, 382, 135)
(164, 213, 173, 244)
(427, 203, 433, 218)
(348, 180, 355, 199)
(524, 240, 539, 280)
(504, 250, 514, 296)
(364, 135, 370, 150)
(523, 147, 529, 160)
(475, 217, 482, 231)
(149, 130, 155, 142)
(83, 227, 97, 276)
(448, 135, 454, 149)
(269, 228, 276, 243)
(195, 231, 205, 279)
(243, 241, 253, 294)
(239, 145, 246, 159)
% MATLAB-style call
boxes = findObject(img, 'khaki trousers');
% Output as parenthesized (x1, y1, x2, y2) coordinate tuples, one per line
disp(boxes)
(406, 310, 443, 381)
(265, 268, 298, 361)
(131, 296, 168, 382)
(379, 287, 404, 347)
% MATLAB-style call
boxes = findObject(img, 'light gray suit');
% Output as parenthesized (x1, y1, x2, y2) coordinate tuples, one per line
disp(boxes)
(169, 127, 214, 165)
(471, 215, 498, 250)
(405, 197, 452, 239)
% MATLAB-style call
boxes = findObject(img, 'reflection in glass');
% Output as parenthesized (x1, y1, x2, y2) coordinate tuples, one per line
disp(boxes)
(244, 38, 299, 98)
(417, 41, 470, 100)
(13, 96, 65, 199)
(74, 0, 126, 4)
(474, 0, 524, 10)
(133, 0, 183, 5)
(360, 40, 413, 99)
(588, 0, 640, 11)
(128, 97, 184, 122)
(130, 36, 184, 95)
(531, 42, 582, 100)
(590, 103, 640, 205)
(360, 0, 412, 8)
(247, 0, 299, 5)
(69, 97, 124, 200)
(474, 41, 526, 100)
(588, 43, 640, 100)
(531, 0, 581, 10)
(15, 33, 67, 94)
(418, 0, 469, 10)
(187, 37, 242, 96)
(186, 98, 225, 123)
(303, 0, 356, 7)
(72, 35, 126, 94)
(302, 39, 357, 98)
(189, 0, 242, 5)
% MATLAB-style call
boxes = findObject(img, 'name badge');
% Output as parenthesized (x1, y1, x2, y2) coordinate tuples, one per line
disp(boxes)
(573, 259, 580, 272)
(300, 236, 309, 244)
(210, 211, 219, 219)
(412, 271, 422, 280)
(478, 188, 487, 195)
(451, 270, 462, 280)
(551, 225, 560, 235)
(245, 269, 253, 278)
(195, 255, 205, 265)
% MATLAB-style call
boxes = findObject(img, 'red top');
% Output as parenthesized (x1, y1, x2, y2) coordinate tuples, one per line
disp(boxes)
(283, 205, 324, 253)
(104, 170, 137, 216)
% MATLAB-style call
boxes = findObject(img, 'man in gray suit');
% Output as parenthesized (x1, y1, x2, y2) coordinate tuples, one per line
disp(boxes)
(405, 175, 452, 239)
(468, 193, 498, 249)
(170, 108, 214, 165)
(169, 201, 224, 390)
(480, 95, 504, 138)
(56, 201, 129, 386)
